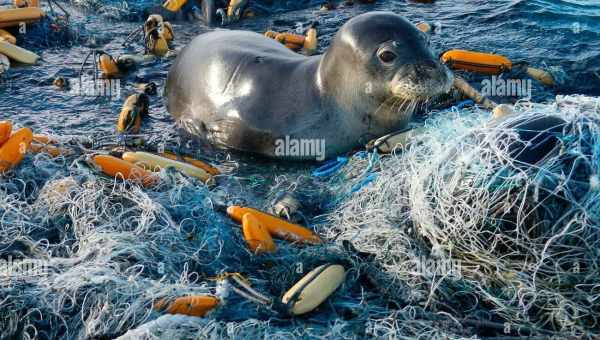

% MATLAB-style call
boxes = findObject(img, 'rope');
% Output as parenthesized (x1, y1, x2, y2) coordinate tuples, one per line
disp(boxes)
(312, 156, 349, 177)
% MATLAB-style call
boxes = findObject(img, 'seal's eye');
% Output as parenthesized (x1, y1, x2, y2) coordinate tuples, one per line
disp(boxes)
(378, 51, 397, 64)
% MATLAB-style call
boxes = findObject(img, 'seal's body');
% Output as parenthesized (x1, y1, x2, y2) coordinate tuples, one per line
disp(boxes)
(166, 12, 453, 159)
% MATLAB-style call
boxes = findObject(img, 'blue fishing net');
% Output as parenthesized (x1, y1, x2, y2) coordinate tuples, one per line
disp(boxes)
(1, 96, 600, 339)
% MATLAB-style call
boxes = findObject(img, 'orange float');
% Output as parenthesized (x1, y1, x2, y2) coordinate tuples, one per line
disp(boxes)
(276, 33, 304, 45)
(0, 8, 45, 28)
(14, 0, 40, 7)
(154, 295, 219, 317)
(442, 50, 555, 86)
(242, 213, 276, 253)
(92, 154, 158, 187)
(441, 49, 512, 75)
(227, 206, 322, 244)
(0, 127, 32, 173)
(285, 42, 302, 50)
(98, 53, 120, 78)
(0, 120, 12, 146)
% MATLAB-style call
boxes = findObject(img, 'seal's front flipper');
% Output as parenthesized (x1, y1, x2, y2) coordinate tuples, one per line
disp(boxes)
(206, 119, 277, 155)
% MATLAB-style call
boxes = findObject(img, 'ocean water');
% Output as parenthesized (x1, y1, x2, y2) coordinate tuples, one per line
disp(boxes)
(0, 0, 599, 138)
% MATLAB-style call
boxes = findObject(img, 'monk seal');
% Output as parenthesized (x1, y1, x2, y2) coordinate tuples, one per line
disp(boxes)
(165, 11, 453, 160)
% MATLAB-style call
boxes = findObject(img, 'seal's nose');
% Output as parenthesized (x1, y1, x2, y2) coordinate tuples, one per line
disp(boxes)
(400, 63, 438, 82)
(415, 64, 436, 78)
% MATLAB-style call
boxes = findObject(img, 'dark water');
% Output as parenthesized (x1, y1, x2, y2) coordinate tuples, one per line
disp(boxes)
(0, 0, 599, 138)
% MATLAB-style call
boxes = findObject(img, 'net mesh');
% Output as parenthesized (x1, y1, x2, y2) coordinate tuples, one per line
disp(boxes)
(0, 95, 599, 339)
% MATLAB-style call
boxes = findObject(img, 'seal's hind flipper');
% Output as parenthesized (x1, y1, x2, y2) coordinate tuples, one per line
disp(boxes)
(206, 119, 277, 155)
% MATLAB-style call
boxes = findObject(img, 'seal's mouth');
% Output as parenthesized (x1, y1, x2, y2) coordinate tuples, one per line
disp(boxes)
(390, 63, 454, 101)
(371, 63, 453, 123)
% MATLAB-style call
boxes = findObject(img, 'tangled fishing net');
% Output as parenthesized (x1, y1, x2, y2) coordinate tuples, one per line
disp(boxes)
(324, 95, 600, 337)
(1, 95, 599, 339)
(67, 0, 161, 20)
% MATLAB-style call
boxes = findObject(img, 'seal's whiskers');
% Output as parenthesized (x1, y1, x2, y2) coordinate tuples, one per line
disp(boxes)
(371, 96, 401, 122)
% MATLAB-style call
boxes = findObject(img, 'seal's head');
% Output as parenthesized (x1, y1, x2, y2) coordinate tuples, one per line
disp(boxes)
(319, 12, 453, 127)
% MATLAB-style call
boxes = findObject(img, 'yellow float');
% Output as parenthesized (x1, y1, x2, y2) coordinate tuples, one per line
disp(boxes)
(0, 39, 39, 64)
(282, 264, 346, 315)
(162, 0, 187, 12)
(144, 15, 170, 57)
(0, 29, 16, 44)
(121, 151, 213, 183)
(160, 151, 220, 176)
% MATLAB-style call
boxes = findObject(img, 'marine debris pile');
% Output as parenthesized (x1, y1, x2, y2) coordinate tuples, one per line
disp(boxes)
(1, 0, 599, 338)
(324, 95, 600, 337)
(0, 96, 598, 338)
